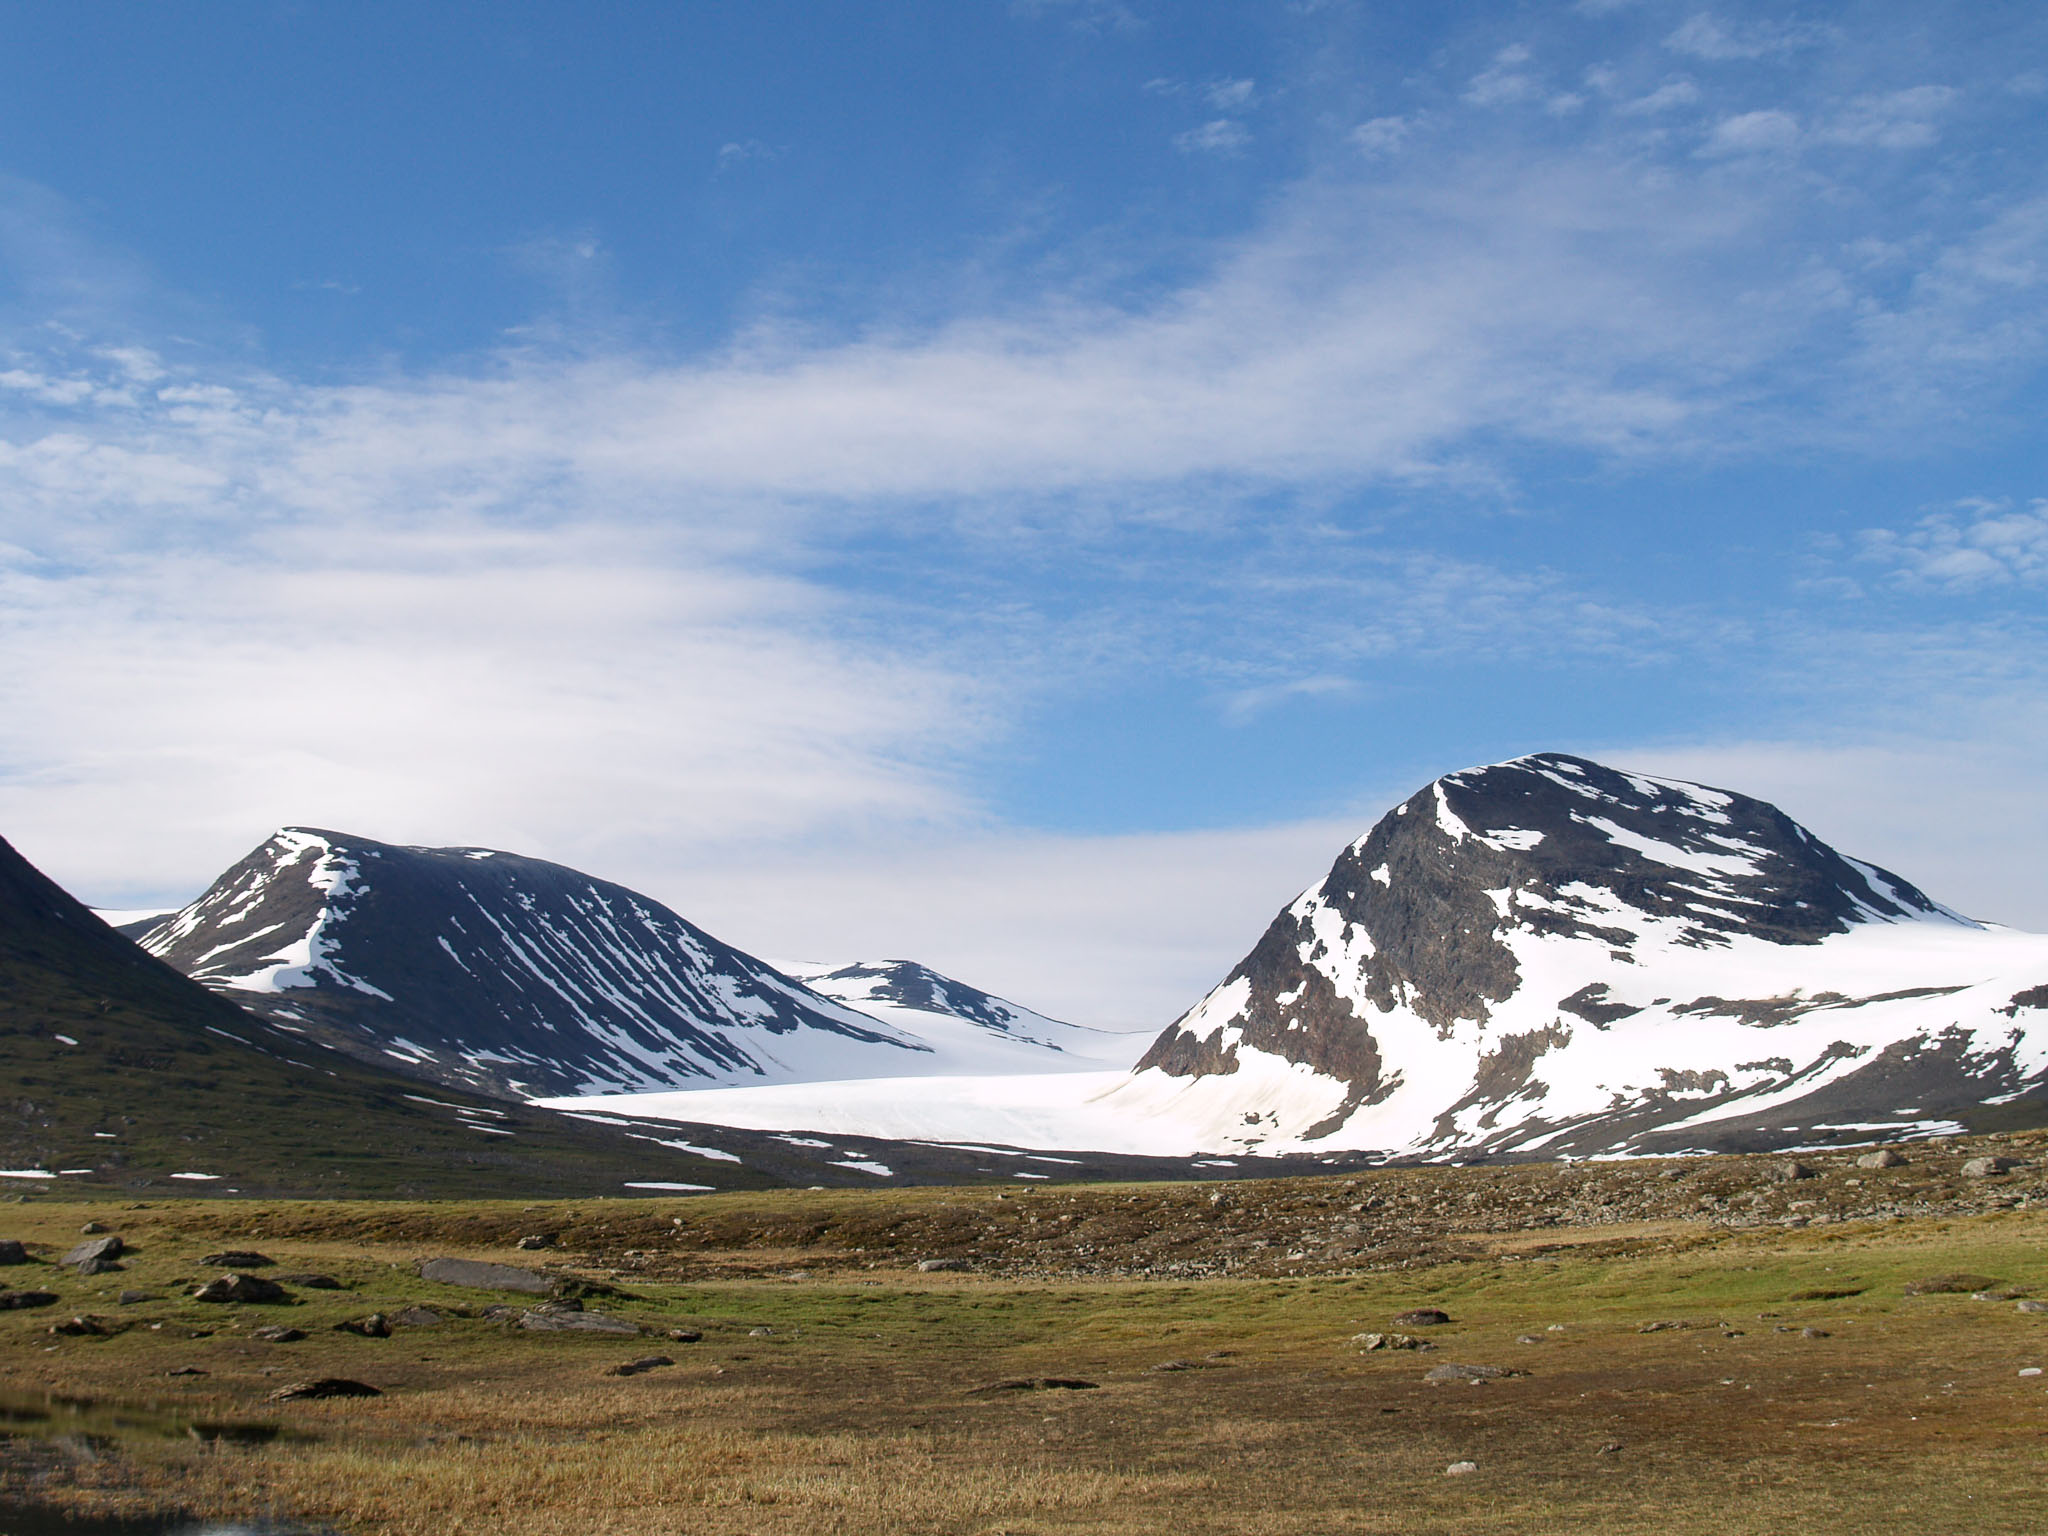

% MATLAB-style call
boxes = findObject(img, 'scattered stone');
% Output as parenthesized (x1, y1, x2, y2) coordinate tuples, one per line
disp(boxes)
(517, 1308, 639, 1335)
(747, 1326, 774, 1337)
(202, 1250, 274, 1268)
(1424, 1363, 1524, 1383)
(604, 1355, 674, 1377)
(1963, 1156, 2021, 1178)
(1515, 1334, 1544, 1344)
(48, 1315, 119, 1337)
(419, 1257, 552, 1294)
(166, 1366, 207, 1376)
(390, 1306, 443, 1328)
(1904, 1273, 2002, 1296)
(1974, 1287, 2031, 1301)
(79, 1221, 105, 1235)
(1444, 1461, 1479, 1476)
(916, 1258, 966, 1273)
(62, 1235, 122, 1267)
(1637, 1320, 1710, 1333)
(269, 1378, 382, 1402)
(1768, 1162, 1816, 1183)
(2020, 1367, 2043, 1378)
(1150, 1358, 1218, 1372)
(277, 1273, 343, 1289)
(667, 1328, 704, 1343)
(335, 1314, 392, 1338)
(2017, 1300, 2048, 1315)
(192, 1273, 288, 1304)
(1392, 1308, 1452, 1327)
(1855, 1149, 1908, 1169)
(73, 1256, 123, 1276)
(0, 1239, 26, 1265)
(966, 1377, 1099, 1394)
(253, 1325, 306, 1343)
(1801, 1327, 1830, 1339)
(514, 1234, 557, 1251)
(116, 1290, 158, 1306)
(1354, 1333, 1431, 1352)
(1598, 1441, 1624, 1456)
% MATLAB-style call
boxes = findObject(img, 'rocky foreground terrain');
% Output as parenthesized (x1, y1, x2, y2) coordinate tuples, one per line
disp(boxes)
(192, 1128, 2048, 1285)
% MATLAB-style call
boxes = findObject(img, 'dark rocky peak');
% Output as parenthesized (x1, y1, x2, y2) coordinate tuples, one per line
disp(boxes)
(807, 960, 1031, 1032)
(1140, 753, 1969, 1090)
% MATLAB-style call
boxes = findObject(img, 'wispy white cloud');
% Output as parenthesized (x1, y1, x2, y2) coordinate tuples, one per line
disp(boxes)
(1818, 86, 1958, 149)
(1174, 118, 1250, 154)
(1463, 45, 1540, 107)
(1665, 12, 1828, 62)
(1617, 78, 1701, 115)
(716, 139, 782, 173)
(1859, 498, 2048, 589)
(1350, 115, 1414, 155)
(1204, 77, 1257, 111)
(1698, 108, 1800, 156)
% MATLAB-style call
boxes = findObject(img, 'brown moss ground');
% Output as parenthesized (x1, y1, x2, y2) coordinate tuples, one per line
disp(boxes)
(4, 1145, 2048, 1534)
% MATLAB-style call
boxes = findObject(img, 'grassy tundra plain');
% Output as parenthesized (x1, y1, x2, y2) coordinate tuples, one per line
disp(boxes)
(5, 1136, 2048, 1535)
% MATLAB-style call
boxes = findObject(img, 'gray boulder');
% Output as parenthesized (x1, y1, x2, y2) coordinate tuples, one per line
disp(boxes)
(1962, 1156, 2021, 1178)
(1425, 1362, 1524, 1383)
(192, 1273, 288, 1304)
(419, 1257, 552, 1294)
(517, 1308, 638, 1335)
(1855, 1149, 1908, 1169)
(62, 1235, 122, 1267)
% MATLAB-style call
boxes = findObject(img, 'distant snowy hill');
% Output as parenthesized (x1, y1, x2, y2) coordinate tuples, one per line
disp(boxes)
(564, 754, 2048, 1159)
(782, 959, 1148, 1072)
(1109, 752, 2048, 1157)
(139, 829, 931, 1099)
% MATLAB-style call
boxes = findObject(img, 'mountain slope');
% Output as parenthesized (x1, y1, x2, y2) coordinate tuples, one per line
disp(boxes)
(1110, 753, 2048, 1157)
(783, 959, 1149, 1071)
(138, 829, 931, 1100)
(0, 831, 777, 1197)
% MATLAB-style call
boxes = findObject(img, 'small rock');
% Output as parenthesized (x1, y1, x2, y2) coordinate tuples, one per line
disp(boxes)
(1424, 1363, 1524, 1383)
(62, 1235, 123, 1267)
(192, 1273, 288, 1304)
(1973, 1287, 2031, 1301)
(1598, 1440, 1624, 1456)
(202, 1250, 275, 1268)
(1855, 1149, 1908, 1169)
(667, 1327, 704, 1343)
(390, 1306, 443, 1328)
(604, 1355, 674, 1377)
(335, 1314, 392, 1338)
(965, 1377, 1099, 1394)
(1353, 1333, 1431, 1352)
(419, 1257, 551, 1294)
(1392, 1308, 1452, 1327)
(269, 1378, 381, 1402)
(2021, 1367, 2044, 1378)
(516, 1308, 639, 1335)
(166, 1366, 208, 1376)
(514, 1234, 557, 1251)
(253, 1325, 306, 1343)
(1444, 1461, 1479, 1476)
(116, 1290, 158, 1306)
(1801, 1327, 1830, 1339)
(0, 1239, 27, 1265)
(48, 1315, 118, 1337)
(2017, 1300, 2048, 1314)
(747, 1326, 774, 1337)
(1963, 1156, 2021, 1178)
(916, 1258, 966, 1273)
(74, 1256, 123, 1276)
(1149, 1358, 1214, 1372)
(1516, 1334, 1544, 1344)
(1767, 1161, 1816, 1183)
(79, 1221, 105, 1235)
(276, 1273, 343, 1289)
(1904, 1273, 2002, 1296)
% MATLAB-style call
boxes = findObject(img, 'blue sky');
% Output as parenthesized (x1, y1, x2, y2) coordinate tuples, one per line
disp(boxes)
(3, 1, 2046, 1024)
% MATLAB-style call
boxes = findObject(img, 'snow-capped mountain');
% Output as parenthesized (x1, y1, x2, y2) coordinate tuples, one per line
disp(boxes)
(139, 829, 933, 1099)
(1107, 753, 2048, 1157)
(782, 959, 1149, 1071)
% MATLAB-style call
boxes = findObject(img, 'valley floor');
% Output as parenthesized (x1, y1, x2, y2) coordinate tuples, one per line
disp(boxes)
(4, 1134, 2048, 1534)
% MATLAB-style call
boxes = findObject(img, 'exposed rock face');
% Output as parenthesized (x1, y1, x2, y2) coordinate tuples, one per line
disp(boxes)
(140, 829, 925, 1099)
(1121, 753, 2048, 1158)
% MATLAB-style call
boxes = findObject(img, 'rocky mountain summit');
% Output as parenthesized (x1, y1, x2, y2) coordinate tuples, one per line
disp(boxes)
(1118, 753, 2048, 1158)
(140, 829, 926, 1099)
